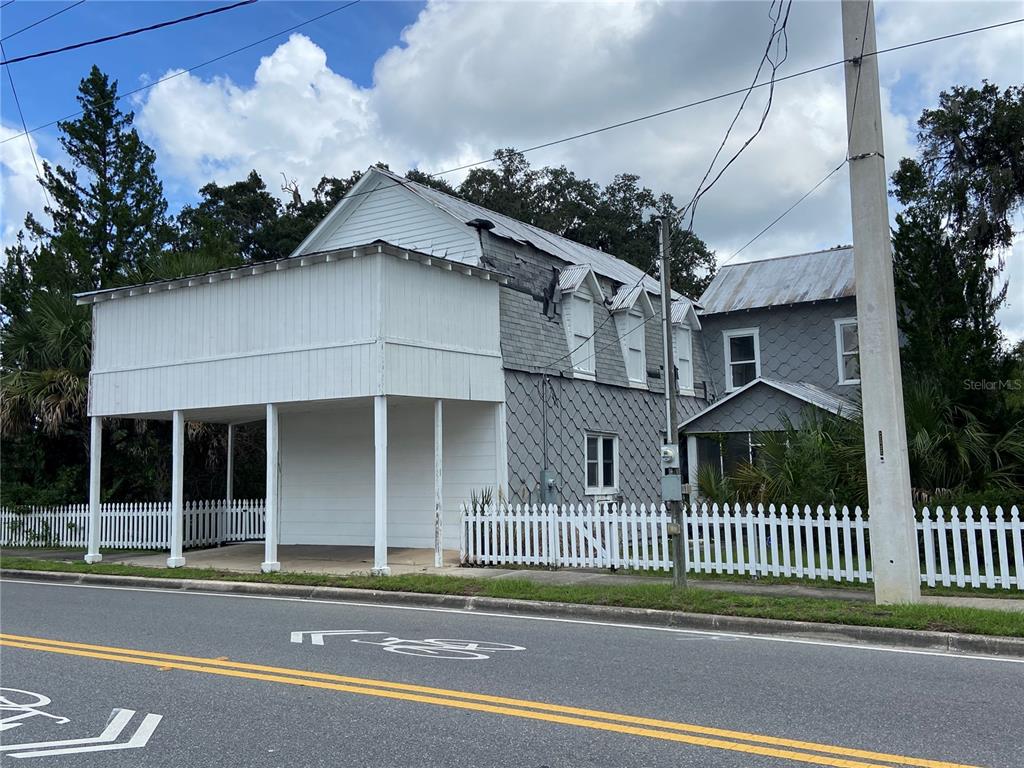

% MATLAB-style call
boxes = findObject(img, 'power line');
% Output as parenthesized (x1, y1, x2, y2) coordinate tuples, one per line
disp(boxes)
(719, 1, 872, 269)
(0, 0, 363, 144)
(1, 14, 1019, 148)
(721, 158, 849, 266)
(1, 2, 16, 10)
(538, 0, 796, 377)
(1, 0, 257, 66)
(0, 39, 51, 209)
(1, 0, 85, 43)
(428, 17, 1024, 180)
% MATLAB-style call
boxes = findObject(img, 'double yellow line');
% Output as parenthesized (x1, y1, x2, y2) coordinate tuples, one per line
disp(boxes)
(1, 633, 978, 768)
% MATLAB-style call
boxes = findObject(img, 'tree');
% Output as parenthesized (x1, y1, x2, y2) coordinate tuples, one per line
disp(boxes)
(457, 150, 716, 297)
(891, 82, 1023, 413)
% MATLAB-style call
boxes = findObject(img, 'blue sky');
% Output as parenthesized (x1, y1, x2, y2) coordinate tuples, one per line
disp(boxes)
(2, 1, 1022, 336)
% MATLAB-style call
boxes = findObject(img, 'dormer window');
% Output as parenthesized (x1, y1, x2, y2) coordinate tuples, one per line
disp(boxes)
(671, 299, 701, 396)
(570, 291, 595, 375)
(610, 285, 654, 388)
(558, 266, 604, 380)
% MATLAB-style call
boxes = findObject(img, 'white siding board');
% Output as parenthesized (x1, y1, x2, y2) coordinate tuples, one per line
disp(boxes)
(314, 179, 479, 263)
(89, 253, 504, 416)
(278, 399, 498, 548)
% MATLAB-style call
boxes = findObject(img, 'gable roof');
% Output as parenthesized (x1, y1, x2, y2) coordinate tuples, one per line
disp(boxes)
(607, 283, 654, 316)
(678, 377, 859, 432)
(698, 246, 855, 314)
(557, 264, 606, 302)
(671, 297, 702, 330)
(297, 166, 670, 296)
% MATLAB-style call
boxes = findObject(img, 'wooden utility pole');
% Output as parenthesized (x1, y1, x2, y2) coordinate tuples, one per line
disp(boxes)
(659, 217, 687, 588)
(841, 0, 920, 603)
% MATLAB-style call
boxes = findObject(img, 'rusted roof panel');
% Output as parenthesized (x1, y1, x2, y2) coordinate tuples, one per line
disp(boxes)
(698, 247, 855, 314)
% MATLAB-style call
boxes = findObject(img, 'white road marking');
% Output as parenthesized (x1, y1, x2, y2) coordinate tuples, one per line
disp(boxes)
(0, 689, 69, 732)
(4, 578, 1023, 664)
(0, 708, 133, 752)
(291, 629, 526, 659)
(8, 712, 162, 759)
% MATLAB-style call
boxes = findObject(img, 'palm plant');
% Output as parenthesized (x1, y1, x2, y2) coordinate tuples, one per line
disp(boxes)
(1, 291, 91, 436)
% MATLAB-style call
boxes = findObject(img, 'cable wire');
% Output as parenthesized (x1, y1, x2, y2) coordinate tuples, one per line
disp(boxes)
(1, 0, 257, 66)
(1, 39, 51, 208)
(1, 13, 1019, 149)
(1, 0, 85, 43)
(0, 0, 362, 144)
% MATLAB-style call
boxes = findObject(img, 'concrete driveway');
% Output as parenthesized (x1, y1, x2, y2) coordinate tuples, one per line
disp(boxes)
(120, 543, 462, 575)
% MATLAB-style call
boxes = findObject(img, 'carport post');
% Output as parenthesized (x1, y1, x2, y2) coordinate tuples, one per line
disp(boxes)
(262, 403, 281, 573)
(84, 416, 103, 563)
(434, 399, 443, 568)
(373, 395, 391, 576)
(223, 423, 235, 546)
(167, 410, 186, 567)
(686, 435, 699, 506)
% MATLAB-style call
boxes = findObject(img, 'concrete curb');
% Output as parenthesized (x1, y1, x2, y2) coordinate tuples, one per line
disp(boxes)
(4, 568, 1023, 659)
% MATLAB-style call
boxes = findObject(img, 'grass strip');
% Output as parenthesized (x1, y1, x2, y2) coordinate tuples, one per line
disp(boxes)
(2, 556, 1022, 638)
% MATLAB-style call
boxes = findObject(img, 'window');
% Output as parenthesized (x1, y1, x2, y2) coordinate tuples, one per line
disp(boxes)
(624, 309, 646, 384)
(674, 326, 694, 394)
(835, 318, 860, 384)
(585, 433, 618, 494)
(570, 292, 595, 376)
(723, 328, 760, 391)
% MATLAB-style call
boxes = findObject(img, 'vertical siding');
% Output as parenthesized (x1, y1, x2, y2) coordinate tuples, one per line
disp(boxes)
(312, 177, 480, 262)
(278, 398, 497, 548)
(89, 253, 505, 415)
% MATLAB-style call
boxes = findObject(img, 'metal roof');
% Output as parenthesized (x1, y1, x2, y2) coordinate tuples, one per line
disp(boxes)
(374, 167, 668, 296)
(671, 297, 702, 328)
(74, 241, 509, 305)
(698, 246, 855, 314)
(678, 377, 859, 431)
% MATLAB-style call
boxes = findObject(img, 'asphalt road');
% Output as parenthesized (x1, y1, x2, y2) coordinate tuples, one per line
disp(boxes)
(0, 579, 1020, 768)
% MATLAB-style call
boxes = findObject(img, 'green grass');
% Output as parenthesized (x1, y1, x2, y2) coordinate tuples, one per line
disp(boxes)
(3, 556, 1022, 638)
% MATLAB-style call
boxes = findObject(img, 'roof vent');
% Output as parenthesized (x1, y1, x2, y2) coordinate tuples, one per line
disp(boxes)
(467, 218, 495, 231)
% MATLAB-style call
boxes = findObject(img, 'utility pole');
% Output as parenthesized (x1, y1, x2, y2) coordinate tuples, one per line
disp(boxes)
(842, 0, 920, 604)
(658, 217, 686, 588)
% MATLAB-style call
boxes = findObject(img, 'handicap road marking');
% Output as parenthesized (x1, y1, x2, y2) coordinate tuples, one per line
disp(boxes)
(0, 632, 980, 768)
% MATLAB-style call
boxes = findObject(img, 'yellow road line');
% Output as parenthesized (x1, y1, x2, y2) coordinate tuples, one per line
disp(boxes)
(0, 634, 980, 768)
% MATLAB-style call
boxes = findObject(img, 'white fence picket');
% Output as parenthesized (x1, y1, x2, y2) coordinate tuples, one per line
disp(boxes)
(1, 498, 264, 551)
(457, 501, 1021, 590)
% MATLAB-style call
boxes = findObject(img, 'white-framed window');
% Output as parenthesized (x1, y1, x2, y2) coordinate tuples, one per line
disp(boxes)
(623, 308, 646, 384)
(674, 325, 694, 394)
(570, 291, 595, 376)
(585, 432, 618, 494)
(723, 327, 760, 392)
(835, 318, 860, 385)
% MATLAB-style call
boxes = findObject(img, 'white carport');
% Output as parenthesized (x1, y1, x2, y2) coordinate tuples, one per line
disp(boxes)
(77, 242, 508, 574)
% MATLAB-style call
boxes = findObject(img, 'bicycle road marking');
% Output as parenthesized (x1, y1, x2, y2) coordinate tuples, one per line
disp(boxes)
(0, 632, 984, 768)
(290, 629, 526, 659)
(6, 579, 1022, 665)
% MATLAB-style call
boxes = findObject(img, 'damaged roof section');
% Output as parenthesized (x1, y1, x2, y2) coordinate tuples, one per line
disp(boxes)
(699, 246, 855, 314)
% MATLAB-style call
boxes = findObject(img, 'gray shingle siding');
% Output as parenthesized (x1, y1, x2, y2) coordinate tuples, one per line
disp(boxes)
(682, 383, 814, 434)
(699, 297, 859, 398)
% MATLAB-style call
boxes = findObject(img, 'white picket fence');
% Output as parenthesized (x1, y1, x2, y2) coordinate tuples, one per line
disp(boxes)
(0, 499, 266, 550)
(460, 502, 1024, 590)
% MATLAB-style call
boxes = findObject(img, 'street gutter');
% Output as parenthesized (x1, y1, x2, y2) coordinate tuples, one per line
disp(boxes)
(4, 568, 1023, 659)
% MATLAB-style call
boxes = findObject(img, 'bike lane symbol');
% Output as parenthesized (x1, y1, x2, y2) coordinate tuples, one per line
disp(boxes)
(0, 689, 69, 732)
(291, 630, 526, 660)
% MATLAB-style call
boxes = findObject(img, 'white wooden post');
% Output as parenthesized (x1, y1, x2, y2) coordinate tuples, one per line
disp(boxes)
(84, 416, 103, 563)
(262, 404, 281, 572)
(373, 395, 390, 575)
(224, 423, 235, 546)
(495, 401, 508, 501)
(226, 423, 235, 505)
(167, 410, 186, 567)
(686, 434, 699, 505)
(434, 399, 444, 568)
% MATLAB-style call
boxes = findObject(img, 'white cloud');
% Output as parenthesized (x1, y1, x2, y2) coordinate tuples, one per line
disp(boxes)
(0, 124, 49, 253)
(129, 1, 1021, 334)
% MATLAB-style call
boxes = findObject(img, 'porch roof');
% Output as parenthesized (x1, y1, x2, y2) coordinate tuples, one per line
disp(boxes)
(679, 377, 859, 434)
(74, 240, 510, 306)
